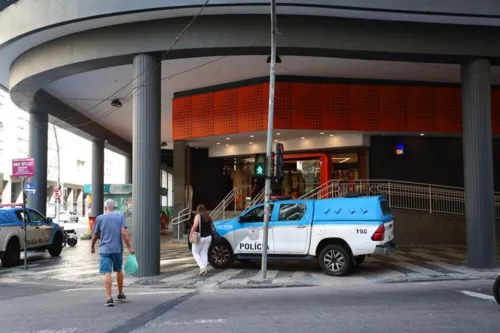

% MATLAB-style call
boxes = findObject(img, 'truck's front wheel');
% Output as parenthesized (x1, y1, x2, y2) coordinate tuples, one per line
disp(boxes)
(318, 244, 353, 276)
(208, 241, 234, 269)
(1, 238, 20, 267)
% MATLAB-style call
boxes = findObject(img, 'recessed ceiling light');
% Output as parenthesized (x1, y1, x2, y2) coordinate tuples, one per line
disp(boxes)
(301, 137, 305, 140)
(320, 132, 324, 135)
(420, 133, 425, 136)
(250, 135, 254, 138)
(330, 134, 334, 137)
(226, 137, 230, 140)
(249, 142, 253, 145)
(216, 142, 220, 145)
(226, 144, 229, 147)
(276, 133, 281, 136)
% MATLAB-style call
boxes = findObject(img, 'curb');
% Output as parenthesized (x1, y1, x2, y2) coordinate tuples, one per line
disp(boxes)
(376, 274, 497, 284)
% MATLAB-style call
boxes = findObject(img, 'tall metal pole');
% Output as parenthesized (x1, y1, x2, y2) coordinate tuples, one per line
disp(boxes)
(22, 177, 28, 270)
(261, 0, 277, 279)
(53, 125, 61, 224)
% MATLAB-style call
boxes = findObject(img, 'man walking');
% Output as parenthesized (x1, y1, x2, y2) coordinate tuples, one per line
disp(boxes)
(91, 199, 134, 306)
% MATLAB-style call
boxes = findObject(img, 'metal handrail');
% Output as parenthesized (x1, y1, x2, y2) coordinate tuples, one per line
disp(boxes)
(171, 185, 193, 239)
(248, 189, 265, 207)
(299, 179, 500, 219)
(210, 187, 238, 221)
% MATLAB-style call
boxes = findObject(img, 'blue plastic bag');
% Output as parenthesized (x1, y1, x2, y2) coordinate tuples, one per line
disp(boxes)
(124, 253, 139, 275)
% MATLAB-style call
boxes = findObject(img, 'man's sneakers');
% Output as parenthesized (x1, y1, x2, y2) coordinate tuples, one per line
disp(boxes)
(105, 294, 126, 307)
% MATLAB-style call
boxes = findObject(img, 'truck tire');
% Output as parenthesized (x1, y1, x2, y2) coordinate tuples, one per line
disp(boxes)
(1, 238, 20, 267)
(208, 240, 234, 269)
(318, 244, 353, 276)
(48, 232, 63, 257)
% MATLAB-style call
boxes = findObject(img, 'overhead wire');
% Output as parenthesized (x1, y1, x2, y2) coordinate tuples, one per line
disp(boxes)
(51, 38, 267, 129)
(34, 0, 212, 129)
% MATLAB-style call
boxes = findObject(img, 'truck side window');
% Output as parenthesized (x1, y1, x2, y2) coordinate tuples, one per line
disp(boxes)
(28, 210, 46, 223)
(240, 205, 274, 223)
(380, 200, 392, 216)
(278, 204, 306, 221)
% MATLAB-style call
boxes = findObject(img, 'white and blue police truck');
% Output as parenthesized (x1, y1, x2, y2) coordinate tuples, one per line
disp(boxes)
(0, 204, 64, 267)
(208, 195, 395, 276)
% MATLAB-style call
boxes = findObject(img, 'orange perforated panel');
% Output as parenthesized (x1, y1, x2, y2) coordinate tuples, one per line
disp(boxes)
(172, 81, 500, 140)
(379, 86, 408, 131)
(291, 83, 322, 130)
(274, 82, 293, 129)
(435, 87, 461, 133)
(191, 93, 215, 137)
(213, 89, 238, 135)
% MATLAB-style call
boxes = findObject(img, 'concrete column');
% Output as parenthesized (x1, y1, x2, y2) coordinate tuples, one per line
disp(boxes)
(91, 140, 104, 217)
(28, 112, 48, 215)
(461, 58, 496, 269)
(173, 140, 188, 239)
(125, 155, 132, 184)
(132, 54, 161, 277)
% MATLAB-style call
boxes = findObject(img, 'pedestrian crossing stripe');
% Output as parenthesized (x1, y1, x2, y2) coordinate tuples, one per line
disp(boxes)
(1, 245, 499, 286)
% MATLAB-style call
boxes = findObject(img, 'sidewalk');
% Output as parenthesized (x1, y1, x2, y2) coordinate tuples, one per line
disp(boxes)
(0, 235, 498, 289)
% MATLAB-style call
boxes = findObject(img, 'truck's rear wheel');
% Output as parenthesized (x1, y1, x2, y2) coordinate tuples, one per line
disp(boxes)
(1, 238, 20, 267)
(208, 241, 234, 269)
(318, 244, 353, 276)
(48, 232, 63, 257)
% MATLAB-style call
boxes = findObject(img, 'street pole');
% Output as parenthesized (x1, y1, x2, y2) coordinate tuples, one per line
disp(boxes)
(261, 0, 277, 279)
(21, 177, 27, 270)
(52, 125, 61, 224)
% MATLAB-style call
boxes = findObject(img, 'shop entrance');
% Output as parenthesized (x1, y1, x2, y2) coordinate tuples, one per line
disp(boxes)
(222, 148, 368, 208)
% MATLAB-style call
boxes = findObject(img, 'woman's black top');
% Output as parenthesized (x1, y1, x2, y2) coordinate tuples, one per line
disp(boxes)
(198, 215, 212, 238)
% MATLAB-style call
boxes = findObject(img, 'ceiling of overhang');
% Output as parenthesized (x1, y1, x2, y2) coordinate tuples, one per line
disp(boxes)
(44, 55, 500, 144)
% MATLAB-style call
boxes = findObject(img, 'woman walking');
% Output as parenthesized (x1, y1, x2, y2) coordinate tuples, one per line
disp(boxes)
(190, 204, 213, 275)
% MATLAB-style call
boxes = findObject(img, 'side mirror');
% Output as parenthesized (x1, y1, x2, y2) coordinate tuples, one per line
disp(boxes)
(46, 217, 53, 224)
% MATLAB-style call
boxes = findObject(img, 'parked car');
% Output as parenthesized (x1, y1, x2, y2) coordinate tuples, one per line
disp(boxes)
(57, 211, 79, 223)
(0, 204, 64, 267)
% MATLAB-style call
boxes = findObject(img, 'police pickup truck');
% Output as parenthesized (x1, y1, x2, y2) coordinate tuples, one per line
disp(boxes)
(0, 204, 64, 267)
(208, 195, 395, 276)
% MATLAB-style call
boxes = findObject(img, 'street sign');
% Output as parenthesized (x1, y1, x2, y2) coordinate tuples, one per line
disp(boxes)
(53, 188, 62, 200)
(24, 182, 36, 194)
(12, 157, 35, 178)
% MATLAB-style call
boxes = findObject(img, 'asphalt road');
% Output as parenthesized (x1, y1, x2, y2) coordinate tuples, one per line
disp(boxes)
(1, 279, 500, 333)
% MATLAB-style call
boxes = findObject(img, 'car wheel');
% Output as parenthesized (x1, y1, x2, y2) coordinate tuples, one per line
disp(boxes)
(318, 244, 353, 276)
(208, 241, 234, 269)
(48, 232, 63, 257)
(1, 238, 20, 267)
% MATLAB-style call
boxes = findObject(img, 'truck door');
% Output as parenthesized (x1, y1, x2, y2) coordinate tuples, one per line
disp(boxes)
(234, 204, 275, 254)
(27, 209, 51, 247)
(14, 210, 39, 249)
(270, 203, 311, 255)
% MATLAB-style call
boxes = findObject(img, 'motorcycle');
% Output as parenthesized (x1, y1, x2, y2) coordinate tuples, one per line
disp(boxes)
(62, 230, 78, 248)
(493, 274, 500, 305)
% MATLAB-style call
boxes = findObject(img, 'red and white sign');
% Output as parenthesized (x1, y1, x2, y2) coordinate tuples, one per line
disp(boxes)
(12, 158, 35, 178)
(53, 188, 62, 200)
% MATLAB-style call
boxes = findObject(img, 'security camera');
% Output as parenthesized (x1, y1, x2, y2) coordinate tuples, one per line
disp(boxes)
(111, 99, 122, 108)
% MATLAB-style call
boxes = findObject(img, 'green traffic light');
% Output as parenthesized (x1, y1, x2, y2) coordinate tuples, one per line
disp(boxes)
(256, 165, 264, 176)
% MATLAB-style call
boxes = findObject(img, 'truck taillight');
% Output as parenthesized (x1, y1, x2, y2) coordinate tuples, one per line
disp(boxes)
(371, 224, 385, 241)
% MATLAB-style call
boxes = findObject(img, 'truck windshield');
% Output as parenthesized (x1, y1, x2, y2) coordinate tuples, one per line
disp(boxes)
(380, 200, 392, 216)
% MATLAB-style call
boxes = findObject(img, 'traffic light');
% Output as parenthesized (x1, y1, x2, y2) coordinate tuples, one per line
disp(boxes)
(275, 143, 284, 178)
(254, 154, 266, 178)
